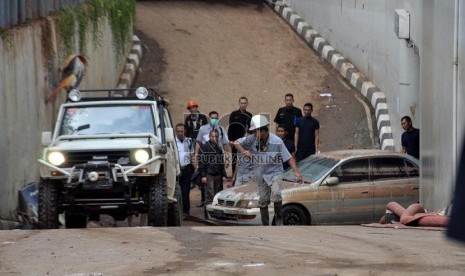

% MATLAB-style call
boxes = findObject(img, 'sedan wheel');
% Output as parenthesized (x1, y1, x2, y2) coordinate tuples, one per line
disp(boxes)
(283, 205, 309, 225)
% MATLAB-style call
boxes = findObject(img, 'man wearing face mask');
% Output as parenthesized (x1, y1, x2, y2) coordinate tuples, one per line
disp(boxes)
(195, 111, 230, 206)
(195, 111, 230, 155)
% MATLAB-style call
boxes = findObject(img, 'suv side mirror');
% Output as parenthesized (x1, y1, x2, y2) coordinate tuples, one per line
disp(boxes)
(323, 176, 339, 186)
(41, 131, 52, 146)
(165, 127, 174, 143)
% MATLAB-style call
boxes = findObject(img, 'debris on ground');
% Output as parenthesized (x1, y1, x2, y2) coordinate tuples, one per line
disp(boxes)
(17, 182, 38, 229)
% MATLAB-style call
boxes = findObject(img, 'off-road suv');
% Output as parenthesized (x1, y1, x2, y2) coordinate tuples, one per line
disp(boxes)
(37, 87, 182, 228)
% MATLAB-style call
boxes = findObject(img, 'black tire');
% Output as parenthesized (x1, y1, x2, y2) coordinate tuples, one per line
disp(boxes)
(167, 183, 183, 226)
(38, 179, 59, 229)
(283, 205, 309, 225)
(148, 176, 168, 227)
(65, 212, 87, 228)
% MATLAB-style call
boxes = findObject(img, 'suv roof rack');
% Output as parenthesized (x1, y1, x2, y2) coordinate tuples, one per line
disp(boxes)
(66, 87, 168, 106)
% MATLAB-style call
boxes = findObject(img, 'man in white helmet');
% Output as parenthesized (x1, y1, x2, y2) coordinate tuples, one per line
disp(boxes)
(233, 114, 302, 226)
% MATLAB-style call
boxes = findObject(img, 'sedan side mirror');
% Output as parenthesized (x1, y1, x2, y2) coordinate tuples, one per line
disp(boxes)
(323, 176, 339, 186)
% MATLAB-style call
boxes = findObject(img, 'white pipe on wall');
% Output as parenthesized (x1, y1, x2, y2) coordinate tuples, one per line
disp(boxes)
(453, 0, 459, 183)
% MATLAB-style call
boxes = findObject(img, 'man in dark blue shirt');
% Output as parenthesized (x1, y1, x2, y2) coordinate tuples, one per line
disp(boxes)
(273, 93, 302, 141)
(294, 103, 320, 162)
(401, 116, 420, 159)
(228, 96, 252, 174)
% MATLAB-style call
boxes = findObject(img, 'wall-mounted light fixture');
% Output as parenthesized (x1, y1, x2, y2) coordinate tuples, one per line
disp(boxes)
(395, 9, 410, 39)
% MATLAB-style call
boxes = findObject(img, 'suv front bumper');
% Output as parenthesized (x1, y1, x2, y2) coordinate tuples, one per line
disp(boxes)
(38, 156, 165, 184)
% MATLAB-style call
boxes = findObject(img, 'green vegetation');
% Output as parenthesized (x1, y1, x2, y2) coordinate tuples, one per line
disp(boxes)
(76, 6, 90, 55)
(57, 0, 135, 57)
(42, 19, 54, 60)
(0, 27, 5, 40)
(58, 8, 76, 54)
(0, 27, 11, 44)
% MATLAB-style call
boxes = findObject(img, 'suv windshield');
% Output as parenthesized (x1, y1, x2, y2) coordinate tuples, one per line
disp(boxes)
(283, 155, 339, 183)
(59, 104, 156, 136)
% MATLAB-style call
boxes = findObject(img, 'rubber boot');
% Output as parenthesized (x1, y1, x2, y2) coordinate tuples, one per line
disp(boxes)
(260, 207, 270, 226)
(274, 201, 283, 226)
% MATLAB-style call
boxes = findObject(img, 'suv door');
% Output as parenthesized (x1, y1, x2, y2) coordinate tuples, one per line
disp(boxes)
(162, 107, 178, 199)
(317, 158, 372, 224)
(371, 157, 420, 219)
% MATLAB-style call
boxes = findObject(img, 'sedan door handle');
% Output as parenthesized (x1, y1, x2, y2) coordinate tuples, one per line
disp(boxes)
(361, 191, 369, 194)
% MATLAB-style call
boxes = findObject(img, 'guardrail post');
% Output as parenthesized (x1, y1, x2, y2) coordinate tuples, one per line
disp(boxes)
(1, 0, 11, 29)
(11, 0, 19, 26)
(18, 0, 27, 24)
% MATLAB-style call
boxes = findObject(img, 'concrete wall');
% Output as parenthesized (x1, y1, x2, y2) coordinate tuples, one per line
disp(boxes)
(416, 1, 465, 211)
(288, 0, 465, 210)
(0, 16, 128, 221)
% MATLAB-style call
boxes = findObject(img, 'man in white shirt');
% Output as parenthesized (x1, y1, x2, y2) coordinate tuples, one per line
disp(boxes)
(175, 123, 194, 216)
(195, 111, 230, 152)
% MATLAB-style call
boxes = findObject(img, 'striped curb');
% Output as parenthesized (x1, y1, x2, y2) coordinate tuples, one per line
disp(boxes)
(116, 35, 142, 89)
(267, 1, 394, 151)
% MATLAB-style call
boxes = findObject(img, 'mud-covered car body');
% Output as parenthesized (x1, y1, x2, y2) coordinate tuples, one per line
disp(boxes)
(207, 150, 420, 225)
(38, 88, 182, 228)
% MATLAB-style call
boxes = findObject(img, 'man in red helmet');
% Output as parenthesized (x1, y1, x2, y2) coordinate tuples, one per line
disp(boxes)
(184, 99, 209, 206)
(184, 99, 208, 142)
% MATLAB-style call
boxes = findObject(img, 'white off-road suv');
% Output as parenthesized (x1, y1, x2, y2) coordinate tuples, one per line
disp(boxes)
(38, 87, 182, 228)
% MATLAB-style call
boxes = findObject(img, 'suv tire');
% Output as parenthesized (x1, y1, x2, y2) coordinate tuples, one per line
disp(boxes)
(38, 180, 59, 229)
(148, 176, 168, 226)
(168, 183, 183, 226)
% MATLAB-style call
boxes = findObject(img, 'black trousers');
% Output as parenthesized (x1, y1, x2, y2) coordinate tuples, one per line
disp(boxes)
(295, 150, 314, 162)
(180, 164, 194, 214)
(447, 140, 465, 242)
(231, 147, 238, 175)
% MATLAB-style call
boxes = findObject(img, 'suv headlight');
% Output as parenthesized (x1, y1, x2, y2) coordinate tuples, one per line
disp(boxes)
(48, 151, 65, 166)
(135, 87, 149, 99)
(134, 149, 150, 164)
(68, 89, 81, 102)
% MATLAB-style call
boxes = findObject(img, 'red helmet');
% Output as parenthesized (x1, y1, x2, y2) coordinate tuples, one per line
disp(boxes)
(186, 99, 198, 109)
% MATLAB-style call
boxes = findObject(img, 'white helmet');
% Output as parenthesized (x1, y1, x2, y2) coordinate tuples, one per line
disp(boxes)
(249, 114, 270, 131)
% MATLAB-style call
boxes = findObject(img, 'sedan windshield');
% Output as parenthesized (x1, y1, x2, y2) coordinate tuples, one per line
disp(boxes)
(283, 155, 339, 183)
(59, 105, 156, 136)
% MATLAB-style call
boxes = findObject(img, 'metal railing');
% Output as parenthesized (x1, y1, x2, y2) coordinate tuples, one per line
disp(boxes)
(0, 0, 86, 29)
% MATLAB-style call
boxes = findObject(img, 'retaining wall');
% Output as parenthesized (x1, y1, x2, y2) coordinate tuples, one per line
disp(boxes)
(0, 16, 130, 222)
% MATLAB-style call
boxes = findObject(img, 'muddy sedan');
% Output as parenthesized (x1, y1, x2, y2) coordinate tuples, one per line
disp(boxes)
(207, 150, 419, 225)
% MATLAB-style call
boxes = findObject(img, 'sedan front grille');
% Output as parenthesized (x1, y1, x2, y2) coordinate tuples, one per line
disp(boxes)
(217, 199, 236, 207)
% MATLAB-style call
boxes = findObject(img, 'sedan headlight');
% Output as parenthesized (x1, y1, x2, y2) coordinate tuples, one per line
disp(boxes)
(134, 149, 150, 164)
(47, 151, 65, 166)
(236, 199, 259, 209)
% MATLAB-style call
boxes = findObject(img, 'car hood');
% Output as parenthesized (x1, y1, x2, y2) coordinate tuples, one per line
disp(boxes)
(218, 180, 309, 201)
(48, 138, 151, 151)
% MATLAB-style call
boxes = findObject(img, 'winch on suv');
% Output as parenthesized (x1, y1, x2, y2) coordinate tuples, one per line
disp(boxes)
(37, 87, 182, 228)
